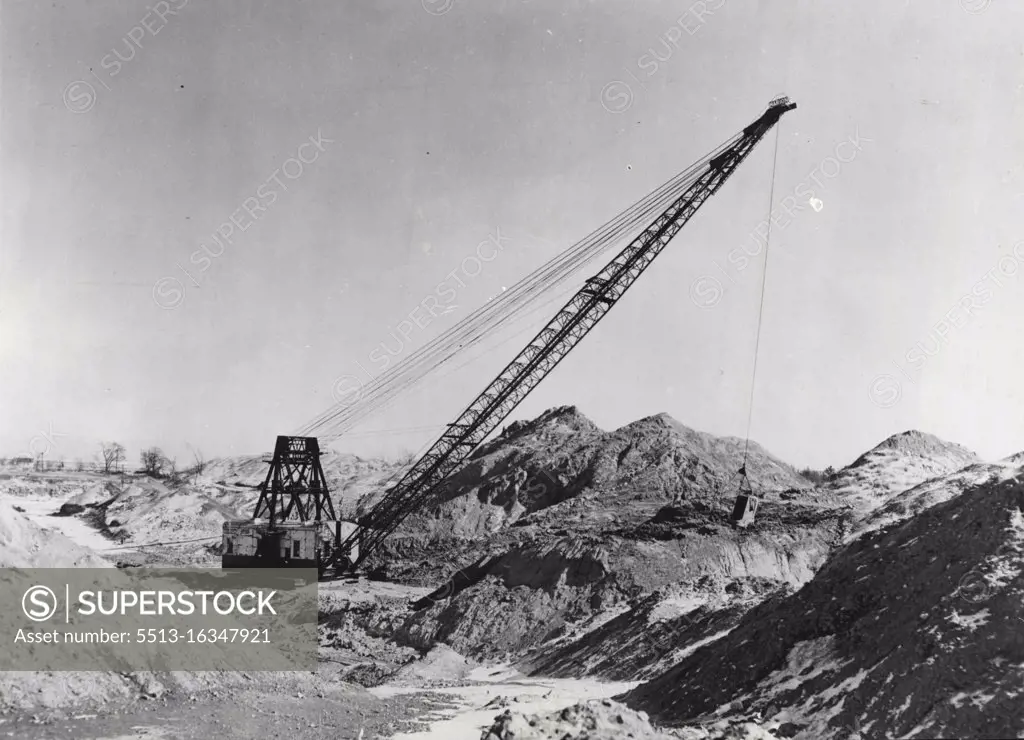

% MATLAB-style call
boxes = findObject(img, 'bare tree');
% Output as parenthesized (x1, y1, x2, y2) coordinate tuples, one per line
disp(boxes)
(164, 454, 177, 479)
(188, 447, 206, 485)
(75, 458, 84, 472)
(100, 442, 126, 474)
(140, 447, 166, 477)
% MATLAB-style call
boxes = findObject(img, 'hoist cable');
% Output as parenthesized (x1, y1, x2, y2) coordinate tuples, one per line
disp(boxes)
(741, 123, 783, 470)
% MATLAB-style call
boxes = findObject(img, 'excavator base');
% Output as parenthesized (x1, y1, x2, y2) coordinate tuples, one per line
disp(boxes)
(222, 520, 321, 569)
(220, 434, 361, 576)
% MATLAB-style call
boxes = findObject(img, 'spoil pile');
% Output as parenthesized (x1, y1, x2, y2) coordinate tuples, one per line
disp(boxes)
(379, 408, 845, 668)
(621, 474, 1024, 740)
(480, 698, 680, 739)
(479, 698, 781, 739)
(850, 455, 1023, 540)
(828, 429, 978, 517)
(0, 499, 111, 568)
(522, 577, 788, 682)
(389, 407, 818, 541)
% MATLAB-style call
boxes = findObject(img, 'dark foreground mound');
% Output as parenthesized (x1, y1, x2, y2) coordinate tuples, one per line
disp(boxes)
(622, 475, 1024, 740)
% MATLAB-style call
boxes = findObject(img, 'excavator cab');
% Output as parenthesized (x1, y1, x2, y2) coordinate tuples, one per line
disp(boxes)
(730, 464, 759, 528)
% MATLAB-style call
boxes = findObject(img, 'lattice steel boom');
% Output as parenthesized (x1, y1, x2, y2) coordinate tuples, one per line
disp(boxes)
(336, 98, 796, 570)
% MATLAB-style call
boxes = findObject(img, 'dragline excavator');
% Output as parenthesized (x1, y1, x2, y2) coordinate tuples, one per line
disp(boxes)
(221, 97, 797, 576)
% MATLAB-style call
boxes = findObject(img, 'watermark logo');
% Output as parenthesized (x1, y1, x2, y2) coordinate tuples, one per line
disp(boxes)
(324, 228, 512, 416)
(22, 586, 59, 622)
(690, 129, 872, 309)
(153, 276, 185, 310)
(868, 240, 1023, 409)
(956, 541, 1022, 608)
(600, 81, 634, 114)
(5, 569, 317, 671)
(867, 374, 902, 409)
(959, 0, 992, 14)
(422, 0, 455, 15)
(331, 375, 365, 408)
(61, 0, 190, 114)
(426, 575, 458, 604)
(27, 422, 67, 459)
(598, 0, 726, 114)
(154, 128, 335, 309)
(526, 451, 575, 498)
(63, 81, 97, 114)
(956, 571, 991, 604)
(688, 275, 723, 309)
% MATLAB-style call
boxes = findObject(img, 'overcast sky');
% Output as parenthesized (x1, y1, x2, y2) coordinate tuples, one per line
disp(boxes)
(2, 0, 1022, 471)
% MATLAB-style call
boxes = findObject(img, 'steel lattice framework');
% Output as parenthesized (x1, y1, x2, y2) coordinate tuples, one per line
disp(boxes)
(252, 435, 337, 524)
(335, 98, 796, 570)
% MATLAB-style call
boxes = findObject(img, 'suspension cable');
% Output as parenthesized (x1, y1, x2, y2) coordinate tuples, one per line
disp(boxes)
(298, 132, 742, 443)
(741, 123, 783, 469)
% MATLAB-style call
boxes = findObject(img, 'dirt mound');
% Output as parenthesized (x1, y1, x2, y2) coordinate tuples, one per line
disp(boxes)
(204, 450, 405, 518)
(108, 482, 243, 538)
(393, 540, 623, 661)
(87, 479, 248, 565)
(0, 500, 111, 568)
(851, 459, 1023, 540)
(391, 644, 474, 686)
(495, 405, 603, 443)
(0, 477, 89, 501)
(66, 481, 117, 506)
(395, 408, 814, 541)
(829, 429, 979, 517)
(479, 698, 782, 739)
(480, 698, 680, 739)
(621, 477, 1024, 740)
(318, 585, 426, 687)
(863, 429, 977, 461)
(522, 579, 786, 683)
(372, 409, 844, 666)
(608, 414, 810, 496)
(392, 499, 839, 665)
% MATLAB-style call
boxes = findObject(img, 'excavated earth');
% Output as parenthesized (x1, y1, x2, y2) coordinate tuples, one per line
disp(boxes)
(353, 407, 850, 676)
(4, 410, 1021, 739)
(621, 473, 1024, 740)
(480, 697, 783, 739)
(827, 429, 979, 519)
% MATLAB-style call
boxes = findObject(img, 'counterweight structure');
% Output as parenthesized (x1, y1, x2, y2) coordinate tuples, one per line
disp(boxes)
(223, 436, 353, 572)
(251, 435, 336, 524)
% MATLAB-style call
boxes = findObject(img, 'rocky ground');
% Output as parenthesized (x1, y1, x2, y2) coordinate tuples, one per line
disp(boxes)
(827, 430, 979, 519)
(622, 476, 1024, 739)
(357, 408, 847, 673)
(479, 698, 781, 739)
(0, 681, 455, 739)
(1, 407, 1022, 739)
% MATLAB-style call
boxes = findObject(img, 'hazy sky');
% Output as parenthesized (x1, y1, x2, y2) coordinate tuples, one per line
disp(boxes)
(2, 0, 1022, 471)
